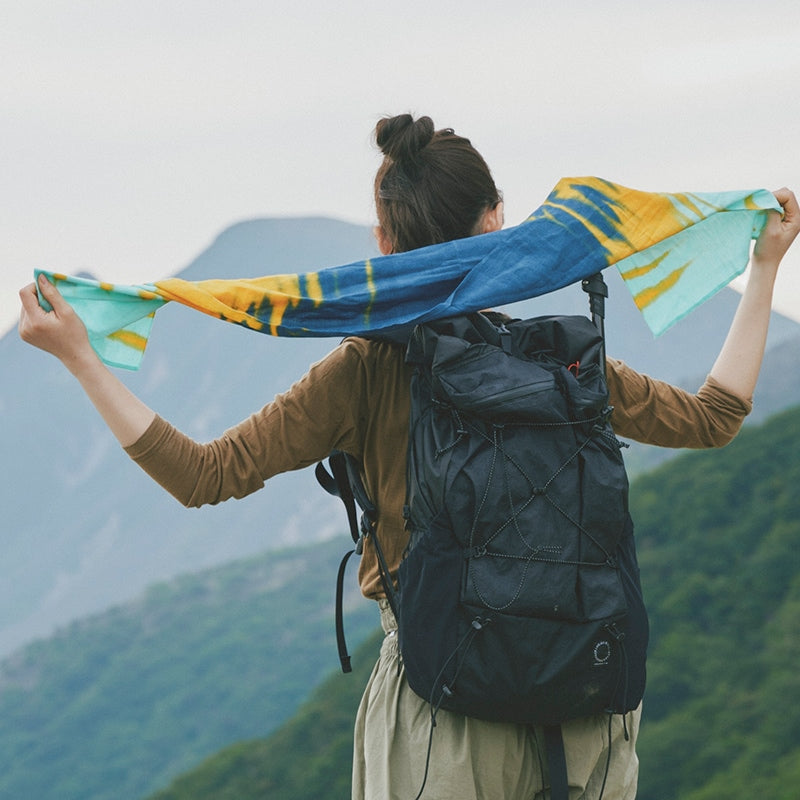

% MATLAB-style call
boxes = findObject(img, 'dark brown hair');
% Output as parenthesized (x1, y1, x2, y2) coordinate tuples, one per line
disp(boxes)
(374, 114, 501, 254)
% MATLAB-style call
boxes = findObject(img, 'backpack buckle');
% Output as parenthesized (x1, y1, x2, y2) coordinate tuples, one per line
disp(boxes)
(500, 329, 513, 354)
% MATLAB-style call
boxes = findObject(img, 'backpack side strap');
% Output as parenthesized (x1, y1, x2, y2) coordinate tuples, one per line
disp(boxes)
(316, 452, 364, 672)
(316, 450, 400, 673)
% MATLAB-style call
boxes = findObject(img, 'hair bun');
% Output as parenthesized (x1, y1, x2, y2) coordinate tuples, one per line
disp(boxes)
(375, 114, 435, 165)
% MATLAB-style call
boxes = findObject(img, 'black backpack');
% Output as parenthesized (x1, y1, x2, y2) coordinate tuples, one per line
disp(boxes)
(317, 275, 648, 799)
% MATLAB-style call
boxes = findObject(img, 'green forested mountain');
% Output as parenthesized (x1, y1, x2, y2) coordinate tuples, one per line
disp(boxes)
(148, 631, 383, 800)
(146, 404, 800, 800)
(634, 404, 800, 800)
(0, 538, 378, 800)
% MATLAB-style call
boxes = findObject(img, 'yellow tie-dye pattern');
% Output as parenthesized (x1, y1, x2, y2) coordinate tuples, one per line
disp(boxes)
(155, 275, 304, 335)
(619, 251, 671, 281)
(155, 279, 263, 329)
(743, 193, 762, 211)
(632, 262, 690, 310)
(621, 196, 694, 252)
(257, 275, 303, 335)
(107, 328, 149, 352)
(531, 180, 696, 269)
(525, 206, 566, 227)
(363, 259, 376, 326)
(542, 199, 634, 265)
(669, 193, 720, 223)
(305, 272, 324, 306)
(542, 178, 690, 265)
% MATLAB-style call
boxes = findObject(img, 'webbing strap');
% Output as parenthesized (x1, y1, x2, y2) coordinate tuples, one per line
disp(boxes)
(543, 724, 569, 800)
(335, 548, 356, 673)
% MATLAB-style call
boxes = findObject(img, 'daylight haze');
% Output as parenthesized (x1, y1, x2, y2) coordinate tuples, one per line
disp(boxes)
(3, 0, 800, 337)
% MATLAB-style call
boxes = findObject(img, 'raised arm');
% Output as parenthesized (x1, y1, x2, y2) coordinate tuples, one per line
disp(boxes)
(18, 273, 156, 447)
(709, 187, 799, 400)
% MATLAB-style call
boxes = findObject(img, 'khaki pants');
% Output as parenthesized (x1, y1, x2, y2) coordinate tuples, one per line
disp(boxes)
(352, 601, 640, 800)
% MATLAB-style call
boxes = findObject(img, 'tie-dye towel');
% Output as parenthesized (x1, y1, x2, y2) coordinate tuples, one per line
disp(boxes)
(36, 177, 779, 369)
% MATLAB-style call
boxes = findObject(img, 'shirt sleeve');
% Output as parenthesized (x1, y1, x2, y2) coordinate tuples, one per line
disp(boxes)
(605, 357, 753, 449)
(124, 340, 371, 507)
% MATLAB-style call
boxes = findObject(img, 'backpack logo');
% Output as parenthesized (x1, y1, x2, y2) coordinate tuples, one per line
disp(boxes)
(593, 640, 611, 667)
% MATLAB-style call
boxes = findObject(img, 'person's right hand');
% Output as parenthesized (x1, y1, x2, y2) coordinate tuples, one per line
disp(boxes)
(18, 273, 97, 372)
(752, 187, 799, 273)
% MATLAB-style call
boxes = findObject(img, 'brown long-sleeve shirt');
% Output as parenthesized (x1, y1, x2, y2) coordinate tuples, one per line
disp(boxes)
(125, 337, 752, 598)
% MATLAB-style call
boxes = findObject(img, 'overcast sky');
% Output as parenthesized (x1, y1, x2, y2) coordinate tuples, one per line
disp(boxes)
(3, 0, 799, 339)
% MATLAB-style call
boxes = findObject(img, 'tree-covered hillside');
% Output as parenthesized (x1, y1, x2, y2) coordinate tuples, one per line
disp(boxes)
(148, 631, 383, 800)
(146, 404, 800, 800)
(634, 404, 800, 799)
(0, 538, 378, 800)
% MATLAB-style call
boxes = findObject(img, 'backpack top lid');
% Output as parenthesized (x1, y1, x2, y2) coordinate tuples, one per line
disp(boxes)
(406, 312, 608, 425)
